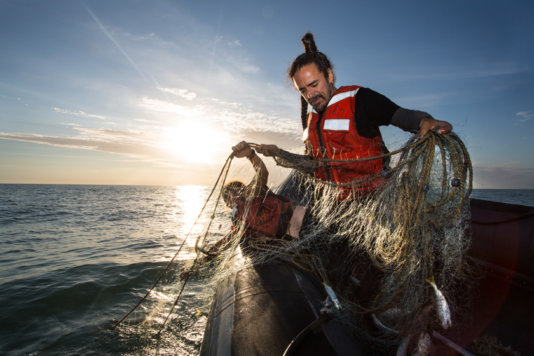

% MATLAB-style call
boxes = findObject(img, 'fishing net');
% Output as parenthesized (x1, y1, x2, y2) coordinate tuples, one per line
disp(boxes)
(115, 131, 474, 354)
(257, 132, 472, 348)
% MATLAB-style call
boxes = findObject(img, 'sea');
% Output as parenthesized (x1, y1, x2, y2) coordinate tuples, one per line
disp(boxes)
(1, 184, 533, 355)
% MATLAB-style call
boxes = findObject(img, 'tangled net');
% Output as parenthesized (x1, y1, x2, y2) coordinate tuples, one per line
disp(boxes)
(116, 131, 474, 354)
(250, 131, 473, 349)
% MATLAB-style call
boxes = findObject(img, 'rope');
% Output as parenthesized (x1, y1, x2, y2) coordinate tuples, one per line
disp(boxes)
(251, 132, 471, 223)
(245, 131, 473, 344)
(155, 154, 236, 335)
(117, 130, 473, 355)
(114, 154, 235, 328)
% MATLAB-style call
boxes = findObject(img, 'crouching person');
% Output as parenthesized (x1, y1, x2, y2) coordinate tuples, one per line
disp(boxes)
(221, 142, 308, 255)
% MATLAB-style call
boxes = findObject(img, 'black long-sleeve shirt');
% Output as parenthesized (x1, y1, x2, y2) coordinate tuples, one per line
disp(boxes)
(275, 87, 432, 173)
(354, 87, 430, 137)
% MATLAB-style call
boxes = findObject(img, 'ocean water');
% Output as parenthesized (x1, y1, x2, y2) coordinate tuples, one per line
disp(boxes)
(470, 188, 534, 207)
(0, 184, 230, 355)
(1, 184, 533, 355)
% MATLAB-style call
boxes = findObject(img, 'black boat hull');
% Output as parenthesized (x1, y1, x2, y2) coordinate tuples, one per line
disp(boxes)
(200, 198, 534, 355)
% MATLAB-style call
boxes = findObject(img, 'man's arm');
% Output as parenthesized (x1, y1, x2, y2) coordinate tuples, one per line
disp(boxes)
(391, 108, 452, 136)
(358, 88, 453, 136)
(232, 141, 268, 198)
(255, 144, 317, 174)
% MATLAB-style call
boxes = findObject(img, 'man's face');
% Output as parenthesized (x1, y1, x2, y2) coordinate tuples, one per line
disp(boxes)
(223, 189, 240, 207)
(292, 63, 335, 112)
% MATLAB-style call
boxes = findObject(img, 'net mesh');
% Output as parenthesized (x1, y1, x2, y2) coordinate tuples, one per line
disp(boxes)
(117, 131, 476, 353)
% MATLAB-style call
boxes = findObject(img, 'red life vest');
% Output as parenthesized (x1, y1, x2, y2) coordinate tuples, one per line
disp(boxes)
(303, 85, 386, 198)
(234, 190, 293, 238)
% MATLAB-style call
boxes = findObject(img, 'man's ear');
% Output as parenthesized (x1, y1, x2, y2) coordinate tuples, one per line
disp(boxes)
(327, 68, 334, 84)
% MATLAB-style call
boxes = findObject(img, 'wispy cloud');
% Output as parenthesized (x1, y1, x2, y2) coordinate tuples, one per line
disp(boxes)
(473, 163, 534, 189)
(158, 87, 197, 100)
(139, 91, 300, 137)
(53, 107, 107, 120)
(228, 39, 242, 47)
(392, 93, 448, 110)
(0, 128, 182, 167)
(140, 97, 203, 117)
(72, 126, 147, 140)
(240, 64, 260, 74)
(0, 132, 99, 150)
(85, 4, 165, 89)
(92, 11, 291, 114)
(1, 5, 302, 173)
(517, 111, 534, 122)
(393, 62, 527, 81)
(0, 91, 301, 168)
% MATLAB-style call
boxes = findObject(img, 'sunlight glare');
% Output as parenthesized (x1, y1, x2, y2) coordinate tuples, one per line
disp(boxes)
(162, 120, 228, 164)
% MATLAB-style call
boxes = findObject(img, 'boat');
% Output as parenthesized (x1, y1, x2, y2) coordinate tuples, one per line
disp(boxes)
(200, 179, 534, 355)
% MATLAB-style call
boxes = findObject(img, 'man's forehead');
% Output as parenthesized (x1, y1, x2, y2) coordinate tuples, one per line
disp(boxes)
(297, 63, 321, 76)
(294, 64, 325, 86)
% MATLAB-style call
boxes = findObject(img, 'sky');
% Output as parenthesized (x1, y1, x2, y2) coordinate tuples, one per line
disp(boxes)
(1, 0, 533, 188)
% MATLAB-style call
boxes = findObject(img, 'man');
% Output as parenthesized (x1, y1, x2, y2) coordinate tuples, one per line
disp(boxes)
(205, 141, 307, 257)
(181, 141, 308, 280)
(256, 33, 452, 198)
(253, 34, 462, 353)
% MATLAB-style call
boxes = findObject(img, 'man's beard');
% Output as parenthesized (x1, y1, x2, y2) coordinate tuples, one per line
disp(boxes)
(309, 94, 326, 111)
(309, 84, 335, 112)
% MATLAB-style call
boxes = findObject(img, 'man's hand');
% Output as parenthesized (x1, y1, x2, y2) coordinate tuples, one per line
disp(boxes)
(419, 117, 453, 137)
(232, 141, 254, 158)
(255, 144, 280, 157)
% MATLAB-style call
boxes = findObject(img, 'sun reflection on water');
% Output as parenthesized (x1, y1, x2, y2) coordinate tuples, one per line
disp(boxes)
(167, 185, 231, 262)
(175, 185, 206, 235)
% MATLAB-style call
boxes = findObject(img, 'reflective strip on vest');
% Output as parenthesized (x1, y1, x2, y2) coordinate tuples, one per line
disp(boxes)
(310, 88, 359, 114)
(327, 88, 359, 107)
(323, 119, 350, 131)
(302, 127, 309, 142)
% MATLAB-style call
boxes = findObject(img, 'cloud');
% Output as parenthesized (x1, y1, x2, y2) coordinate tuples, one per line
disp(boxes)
(393, 62, 527, 81)
(240, 64, 261, 74)
(451, 64, 526, 79)
(140, 97, 203, 117)
(516, 111, 534, 122)
(158, 87, 197, 100)
(473, 163, 534, 189)
(0, 129, 153, 156)
(53, 107, 107, 120)
(0, 4, 303, 173)
(94, 11, 293, 114)
(72, 126, 147, 140)
(228, 39, 242, 47)
(392, 93, 448, 110)
(85, 5, 152, 84)
(0, 132, 99, 150)
(0, 89, 301, 169)
(201, 97, 300, 135)
(138, 91, 299, 136)
(1, 123, 186, 166)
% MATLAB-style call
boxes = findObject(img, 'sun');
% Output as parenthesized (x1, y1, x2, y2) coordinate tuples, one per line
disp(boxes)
(161, 120, 229, 164)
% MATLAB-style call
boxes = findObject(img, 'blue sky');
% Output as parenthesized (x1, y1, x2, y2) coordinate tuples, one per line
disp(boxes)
(1, 0, 533, 188)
